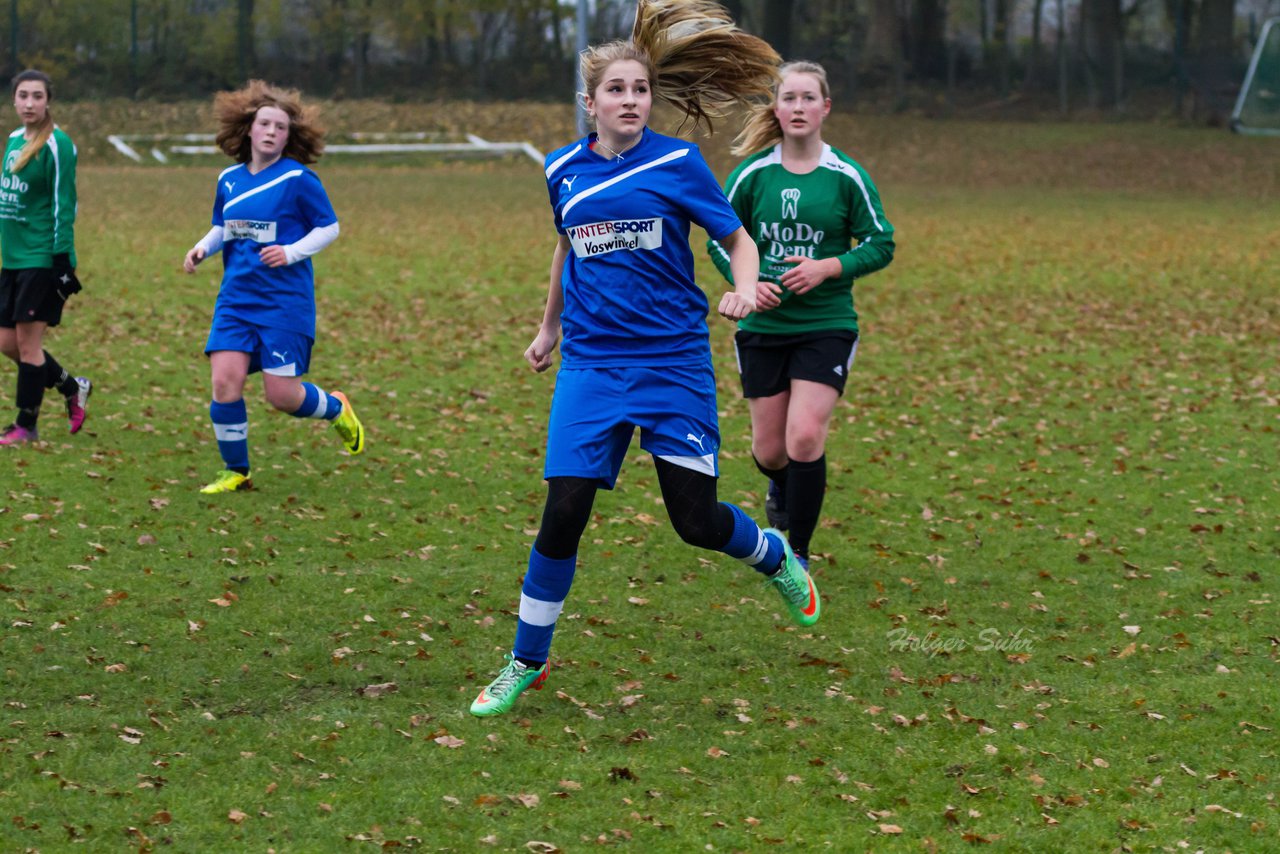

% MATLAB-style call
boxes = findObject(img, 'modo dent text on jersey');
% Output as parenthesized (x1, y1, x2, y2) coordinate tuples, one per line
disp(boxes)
(759, 220, 826, 263)
(568, 217, 663, 259)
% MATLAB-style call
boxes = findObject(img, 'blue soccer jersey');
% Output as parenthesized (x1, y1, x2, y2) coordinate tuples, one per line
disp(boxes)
(209, 157, 337, 339)
(544, 129, 742, 367)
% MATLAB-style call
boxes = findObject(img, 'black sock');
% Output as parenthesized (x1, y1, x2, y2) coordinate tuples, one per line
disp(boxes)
(786, 455, 827, 559)
(515, 657, 545, 669)
(753, 455, 789, 496)
(43, 351, 79, 397)
(15, 361, 45, 430)
(230, 466, 250, 476)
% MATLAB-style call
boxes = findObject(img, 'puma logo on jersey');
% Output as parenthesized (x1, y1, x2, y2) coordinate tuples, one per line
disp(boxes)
(272, 350, 289, 362)
(561, 175, 578, 191)
(686, 433, 707, 452)
(224, 181, 235, 194)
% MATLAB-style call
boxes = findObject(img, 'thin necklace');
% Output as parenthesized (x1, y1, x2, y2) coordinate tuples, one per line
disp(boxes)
(595, 134, 639, 161)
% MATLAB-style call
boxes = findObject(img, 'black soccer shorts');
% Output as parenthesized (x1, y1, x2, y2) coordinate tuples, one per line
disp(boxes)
(734, 329, 858, 398)
(0, 267, 67, 328)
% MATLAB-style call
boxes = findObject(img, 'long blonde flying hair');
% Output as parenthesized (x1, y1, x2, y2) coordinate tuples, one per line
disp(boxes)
(580, 0, 781, 136)
(731, 60, 830, 157)
(10, 70, 55, 174)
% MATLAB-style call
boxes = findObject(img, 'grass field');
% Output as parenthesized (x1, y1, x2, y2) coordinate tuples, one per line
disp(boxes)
(1, 109, 1278, 851)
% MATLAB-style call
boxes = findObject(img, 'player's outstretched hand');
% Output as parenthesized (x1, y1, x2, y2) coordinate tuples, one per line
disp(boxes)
(718, 291, 755, 321)
(525, 328, 559, 373)
(183, 247, 206, 274)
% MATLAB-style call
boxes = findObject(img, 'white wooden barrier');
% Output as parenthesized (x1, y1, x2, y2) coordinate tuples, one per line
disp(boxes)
(107, 133, 543, 164)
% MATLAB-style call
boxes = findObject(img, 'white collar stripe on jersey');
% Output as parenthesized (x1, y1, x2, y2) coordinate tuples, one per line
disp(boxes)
(724, 145, 783, 203)
(222, 168, 304, 213)
(560, 148, 689, 219)
(545, 144, 582, 179)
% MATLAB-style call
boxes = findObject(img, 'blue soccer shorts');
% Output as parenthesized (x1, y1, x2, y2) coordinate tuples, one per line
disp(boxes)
(544, 363, 721, 489)
(205, 313, 313, 377)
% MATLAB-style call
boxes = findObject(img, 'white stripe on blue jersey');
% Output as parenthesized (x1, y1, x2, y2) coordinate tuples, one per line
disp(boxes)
(545, 144, 582, 179)
(560, 148, 689, 220)
(223, 169, 306, 214)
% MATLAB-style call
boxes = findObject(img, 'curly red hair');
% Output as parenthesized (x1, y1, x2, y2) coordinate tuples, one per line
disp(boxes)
(213, 80, 325, 164)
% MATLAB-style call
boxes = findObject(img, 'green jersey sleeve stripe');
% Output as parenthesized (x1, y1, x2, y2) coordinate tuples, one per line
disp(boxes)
(708, 236, 731, 268)
(819, 147, 887, 234)
(49, 134, 65, 249)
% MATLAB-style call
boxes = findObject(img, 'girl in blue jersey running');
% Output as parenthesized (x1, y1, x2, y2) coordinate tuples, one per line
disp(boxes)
(183, 80, 363, 494)
(471, 0, 821, 718)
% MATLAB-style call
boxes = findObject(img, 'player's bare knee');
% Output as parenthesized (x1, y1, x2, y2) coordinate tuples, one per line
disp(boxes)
(211, 377, 246, 402)
(786, 429, 828, 462)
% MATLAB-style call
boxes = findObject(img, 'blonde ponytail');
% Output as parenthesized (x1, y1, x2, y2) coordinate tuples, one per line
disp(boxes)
(11, 114, 53, 174)
(633, 0, 780, 133)
(581, 0, 779, 136)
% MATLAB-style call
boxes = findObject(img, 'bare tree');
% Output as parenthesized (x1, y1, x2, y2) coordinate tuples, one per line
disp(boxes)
(1195, 0, 1237, 123)
(762, 0, 794, 57)
(1081, 0, 1125, 109)
(911, 0, 950, 80)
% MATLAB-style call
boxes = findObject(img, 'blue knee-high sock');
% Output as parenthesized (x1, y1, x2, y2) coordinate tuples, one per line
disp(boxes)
(290, 382, 343, 420)
(720, 503, 785, 575)
(210, 399, 250, 473)
(513, 548, 578, 665)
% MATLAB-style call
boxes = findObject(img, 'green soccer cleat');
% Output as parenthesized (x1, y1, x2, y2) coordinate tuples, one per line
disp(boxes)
(763, 528, 821, 627)
(470, 653, 550, 717)
(200, 469, 252, 494)
(331, 391, 365, 455)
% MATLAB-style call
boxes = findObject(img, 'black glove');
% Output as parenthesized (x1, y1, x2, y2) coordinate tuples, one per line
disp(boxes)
(52, 253, 82, 300)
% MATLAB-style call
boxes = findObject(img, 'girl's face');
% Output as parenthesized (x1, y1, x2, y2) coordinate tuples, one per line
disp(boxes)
(249, 105, 290, 161)
(13, 80, 49, 127)
(587, 60, 652, 142)
(773, 72, 830, 142)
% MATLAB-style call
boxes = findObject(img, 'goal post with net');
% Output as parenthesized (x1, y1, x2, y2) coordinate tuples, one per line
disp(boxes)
(1232, 17, 1280, 135)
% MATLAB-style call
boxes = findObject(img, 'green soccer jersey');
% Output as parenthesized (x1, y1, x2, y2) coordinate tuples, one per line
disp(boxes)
(0, 126, 77, 269)
(707, 143, 893, 335)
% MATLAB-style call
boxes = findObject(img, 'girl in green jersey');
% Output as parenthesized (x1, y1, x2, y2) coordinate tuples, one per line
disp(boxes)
(709, 61, 895, 566)
(0, 70, 91, 445)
